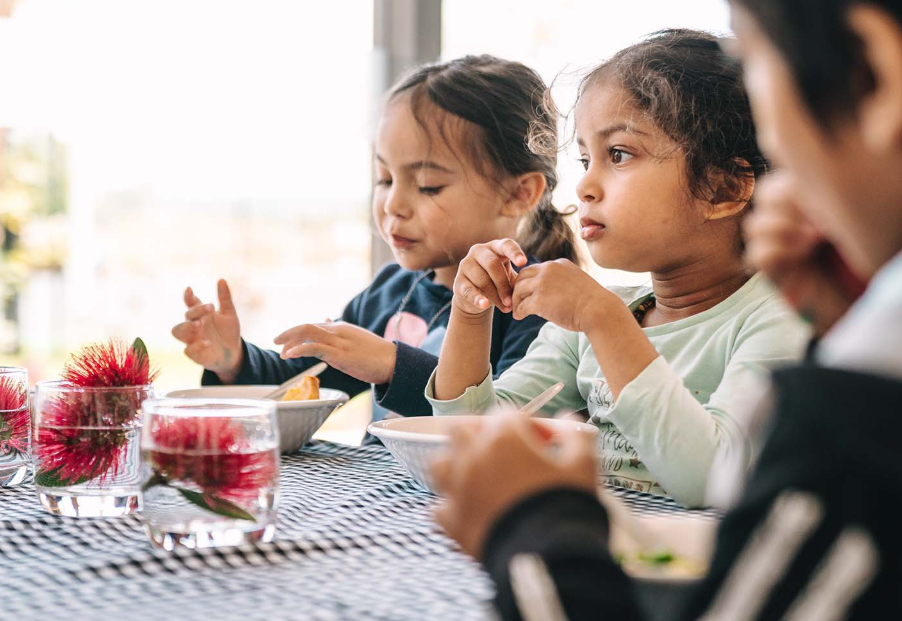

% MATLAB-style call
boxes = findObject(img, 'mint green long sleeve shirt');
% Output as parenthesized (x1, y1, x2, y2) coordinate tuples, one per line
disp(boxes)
(425, 273, 810, 508)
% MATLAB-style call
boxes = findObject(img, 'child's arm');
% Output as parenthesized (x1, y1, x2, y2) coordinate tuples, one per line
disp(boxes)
(603, 299, 808, 507)
(204, 339, 370, 399)
(189, 280, 373, 400)
(427, 321, 584, 417)
(433, 239, 528, 401)
(510, 259, 659, 400)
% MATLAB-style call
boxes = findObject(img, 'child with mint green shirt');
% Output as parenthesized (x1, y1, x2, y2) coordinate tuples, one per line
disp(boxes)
(426, 34, 810, 508)
(427, 272, 806, 506)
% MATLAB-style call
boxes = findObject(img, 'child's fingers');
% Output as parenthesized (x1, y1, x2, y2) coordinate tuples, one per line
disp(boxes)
(281, 342, 335, 361)
(171, 320, 202, 344)
(184, 303, 215, 321)
(487, 238, 528, 267)
(456, 270, 498, 311)
(183, 340, 212, 362)
(274, 323, 334, 346)
(473, 247, 516, 309)
(432, 500, 456, 537)
(184, 286, 203, 308)
(217, 279, 237, 315)
(744, 210, 821, 252)
(510, 274, 538, 320)
(460, 256, 509, 310)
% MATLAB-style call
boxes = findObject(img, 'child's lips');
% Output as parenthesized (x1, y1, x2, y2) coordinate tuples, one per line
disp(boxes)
(389, 233, 418, 249)
(579, 217, 605, 241)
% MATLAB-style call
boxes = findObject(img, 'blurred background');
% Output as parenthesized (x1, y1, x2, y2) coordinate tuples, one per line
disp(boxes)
(0, 0, 730, 439)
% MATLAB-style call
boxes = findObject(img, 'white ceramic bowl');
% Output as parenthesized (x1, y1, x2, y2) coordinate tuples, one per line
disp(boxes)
(367, 415, 599, 493)
(164, 385, 349, 454)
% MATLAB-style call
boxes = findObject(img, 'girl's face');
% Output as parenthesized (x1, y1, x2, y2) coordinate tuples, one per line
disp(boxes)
(730, 4, 902, 276)
(574, 83, 732, 273)
(373, 98, 511, 278)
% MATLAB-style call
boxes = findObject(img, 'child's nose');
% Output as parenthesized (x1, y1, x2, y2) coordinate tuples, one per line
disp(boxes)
(576, 172, 602, 204)
(383, 188, 411, 218)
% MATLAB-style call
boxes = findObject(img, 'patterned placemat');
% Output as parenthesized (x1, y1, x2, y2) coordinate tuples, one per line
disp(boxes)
(0, 441, 719, 620)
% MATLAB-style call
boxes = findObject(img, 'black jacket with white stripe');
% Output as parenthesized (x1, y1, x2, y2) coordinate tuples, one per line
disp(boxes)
(482, 365, 902, 620)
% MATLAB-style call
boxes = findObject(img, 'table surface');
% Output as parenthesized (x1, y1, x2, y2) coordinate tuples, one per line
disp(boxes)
(0, 441, 720, 621)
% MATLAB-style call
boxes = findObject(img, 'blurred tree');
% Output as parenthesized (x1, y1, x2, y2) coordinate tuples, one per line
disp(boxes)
(0, 130, 69, 353)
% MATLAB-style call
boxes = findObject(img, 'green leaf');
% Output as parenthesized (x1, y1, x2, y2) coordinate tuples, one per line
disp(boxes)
(131, 337, 148, 363)
(175, 487, 257, 522)
(34, 467, 91, 488)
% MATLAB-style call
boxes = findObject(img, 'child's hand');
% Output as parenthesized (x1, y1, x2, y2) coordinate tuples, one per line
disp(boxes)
(511, 259, 614, 332)
(171, 279, 243, 383)
(744, 172, 862, 335)
(274, 321, 397, 386)
(453, 238, 528, 316)
(430, 409, 597, 559)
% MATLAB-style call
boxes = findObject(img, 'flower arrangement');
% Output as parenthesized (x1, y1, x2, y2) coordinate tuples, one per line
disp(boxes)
(0, 374, 29, 457)
(33, 338, 157, 488)
(143, 415, 278, 521)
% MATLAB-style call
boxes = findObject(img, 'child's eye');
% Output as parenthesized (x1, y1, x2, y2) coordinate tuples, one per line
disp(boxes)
(375, 178, 392, 187)
(608, 147, 634, 165)
(418, 186, 445, 196)
(578, 158, 590, 172)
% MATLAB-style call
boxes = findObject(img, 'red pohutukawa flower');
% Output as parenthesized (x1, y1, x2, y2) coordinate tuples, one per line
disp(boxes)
(62, 338, 157, 389)
(145, 416, 278, 520)
(33, 338, 157, 487)
(0, 376, 29, 456)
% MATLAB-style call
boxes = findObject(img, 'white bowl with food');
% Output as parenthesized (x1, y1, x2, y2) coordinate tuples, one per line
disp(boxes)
(603, 493, 717, 585)
(164, 384, 349, 454)
(367, 415, 599, 493)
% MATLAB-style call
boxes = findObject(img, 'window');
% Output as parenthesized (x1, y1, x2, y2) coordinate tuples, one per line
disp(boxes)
(0, 0, 375, 390)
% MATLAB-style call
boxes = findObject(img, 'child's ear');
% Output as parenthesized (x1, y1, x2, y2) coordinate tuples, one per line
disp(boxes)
(707, 162, 755, 221)
(848, 5, 902, 153)
(501, 172, 547, 217)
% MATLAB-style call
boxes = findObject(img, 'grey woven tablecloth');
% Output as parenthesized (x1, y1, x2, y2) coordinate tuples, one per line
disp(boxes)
(0, 441, 720, 621)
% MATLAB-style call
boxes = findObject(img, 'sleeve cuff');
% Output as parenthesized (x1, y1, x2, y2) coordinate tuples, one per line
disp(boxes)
(373, 342, 437, 416)
(482, 487, 610, 570)
(425, 367, 496, 415)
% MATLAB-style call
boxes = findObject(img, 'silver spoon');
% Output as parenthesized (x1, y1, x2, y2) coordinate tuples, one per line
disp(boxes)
(519, 381, 565, 416)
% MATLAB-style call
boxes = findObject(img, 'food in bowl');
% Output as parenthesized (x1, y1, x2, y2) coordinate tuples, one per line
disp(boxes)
(281, 376, 320, 401)
(607, 510, 716, 583)
(616, 549, 708, 581)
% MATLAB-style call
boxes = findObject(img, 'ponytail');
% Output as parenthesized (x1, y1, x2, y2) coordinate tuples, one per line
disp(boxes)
(518, 200, 580, 265)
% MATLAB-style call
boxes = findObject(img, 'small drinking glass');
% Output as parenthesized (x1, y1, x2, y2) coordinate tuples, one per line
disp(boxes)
(140, 398, 280, 550)
(0, 367, 30, 487)
(32, 381, 154, 516)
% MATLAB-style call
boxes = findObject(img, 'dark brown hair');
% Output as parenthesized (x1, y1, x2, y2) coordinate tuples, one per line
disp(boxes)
(389, 55, 579, 264)
(729, 0, 896, 127)
(578, 29, 768, 213)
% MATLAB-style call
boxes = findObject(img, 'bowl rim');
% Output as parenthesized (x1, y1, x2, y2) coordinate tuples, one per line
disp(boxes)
(163, 385, 349, 409)
(367, 414, 598, 444)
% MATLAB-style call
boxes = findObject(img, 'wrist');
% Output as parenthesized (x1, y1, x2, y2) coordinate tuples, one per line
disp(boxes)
(215, 343, 243, 384)
(579, 290, 621, 336)
(451, 298, 494, 326)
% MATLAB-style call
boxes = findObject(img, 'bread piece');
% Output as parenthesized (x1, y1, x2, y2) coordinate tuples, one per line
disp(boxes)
(281, 375, 320, 401)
